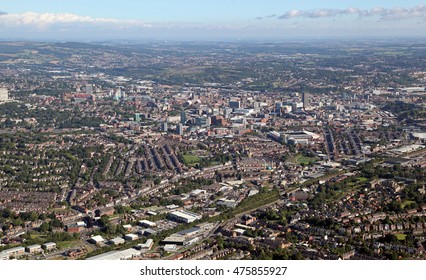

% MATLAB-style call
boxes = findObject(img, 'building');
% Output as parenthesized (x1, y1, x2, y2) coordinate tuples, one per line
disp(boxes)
(283, 131, 320, 145)
(124, 233, 139, 241)
(161, 122, 168, 132)
(109, 237, 125, 246)
(167, 115, 181, 123)
(176, 123, 183, 135)
(0, 87, 9, 102)
(229, 100, 241, 109)
(141, 228, 157, 236)
(89, 235, 105, 245)
(42, 242, 56, 251)
(136, 239, 154, 251)
(67, 223, 84, 233)
(168, 210, 202, 224)
(211, 115, 227, 126)
(180, 111, 187, 125)
(26, 244, 43, 254)
(275, 102, 282, 114)
(138, 220, 157, 228)
(175, 226, 201, 238)
(164, 244, 178, 252)
(302, 92, 310, 109)
(123, 224, 133, 232)
(0, 246, 25, 260)
(87, 248, 141, 260)
(85, 84, 93, 95)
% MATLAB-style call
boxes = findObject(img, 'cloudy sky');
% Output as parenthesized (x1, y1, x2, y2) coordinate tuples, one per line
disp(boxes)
(0, 0, 425, 41)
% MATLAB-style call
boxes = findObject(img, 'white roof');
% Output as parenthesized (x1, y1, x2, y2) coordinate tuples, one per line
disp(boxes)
(138, 220, 157, 226)
(164, 245, 177, 252)
(90, 235, 105, 242)
(26, 244, 42, 249)
(87, 248, 140, 260)
(110, 237, 125, 243)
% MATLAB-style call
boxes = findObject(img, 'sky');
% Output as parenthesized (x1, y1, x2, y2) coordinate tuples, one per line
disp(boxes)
(0, 0, 425, 41)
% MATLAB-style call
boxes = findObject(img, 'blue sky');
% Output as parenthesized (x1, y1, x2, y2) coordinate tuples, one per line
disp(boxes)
(0, 0, 425, 40)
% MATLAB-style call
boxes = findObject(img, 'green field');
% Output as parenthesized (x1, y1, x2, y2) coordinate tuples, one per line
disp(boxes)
(291, 154, 318, 165)
(401, 200, 416, 209)
(182, 154, 201, 165)
(57, 240, 82, 250)
(395, 234, 407, 241)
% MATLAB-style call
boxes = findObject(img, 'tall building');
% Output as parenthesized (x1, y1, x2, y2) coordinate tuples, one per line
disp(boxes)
(180, 111, 187, 125)
(275, 102, 282, 114)
(86, 84, 93, 95)
(176, 123, 183, 135)
(229, 101, 241, 109)
(0, 88, 9, 102)
(196, 117, 210, 127)
(161, 122, 168, 132)
(302, 92, 310, 109)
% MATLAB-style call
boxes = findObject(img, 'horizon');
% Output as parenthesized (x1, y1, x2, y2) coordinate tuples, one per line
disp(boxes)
(0, 1, 425, 40)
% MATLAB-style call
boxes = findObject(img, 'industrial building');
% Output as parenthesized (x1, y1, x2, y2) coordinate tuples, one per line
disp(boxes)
(86, 248, 141, 260)
(168, 210, 202, 224)
(138, 220, 157, 228)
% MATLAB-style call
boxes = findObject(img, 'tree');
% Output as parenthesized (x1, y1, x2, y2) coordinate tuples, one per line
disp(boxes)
(39, 222, 50, 232)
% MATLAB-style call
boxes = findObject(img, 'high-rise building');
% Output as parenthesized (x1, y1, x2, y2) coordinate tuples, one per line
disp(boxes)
(161, 122, 168, 132)
(302, 92, 310, 109)
(229, 101, 241, 109)
(180, 111, 187, 125)
(176, 123, 183, 135)
(86, 84, 93, 95)
(196, 117, 210, 127)
(275, 102, 282, 114)
(0, 88, 9, 102)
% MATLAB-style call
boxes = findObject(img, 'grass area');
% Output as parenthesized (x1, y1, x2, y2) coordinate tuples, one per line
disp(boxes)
(57, 240, 82, 250)
(395, 233, 407, 241)
(291, 154, 318, 165)
(356, 177, 369, 183)
(30, 234, 46, 239)
(181, 154, 201, 166)
(401, 200, 416, 209)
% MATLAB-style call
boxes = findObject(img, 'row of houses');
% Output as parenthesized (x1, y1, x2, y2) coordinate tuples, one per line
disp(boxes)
(0, 242, 56, 260)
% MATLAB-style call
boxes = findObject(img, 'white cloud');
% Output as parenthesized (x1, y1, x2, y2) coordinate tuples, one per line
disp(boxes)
(0, 11, 151, 29)
(278, 4, 426, 20)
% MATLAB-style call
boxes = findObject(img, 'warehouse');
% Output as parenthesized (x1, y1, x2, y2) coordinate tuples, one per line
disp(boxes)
(87, 248, 141, 260)
(138, 220, 157, 228)
(168, 210, 202, 224)
(109, 236, 125, 246)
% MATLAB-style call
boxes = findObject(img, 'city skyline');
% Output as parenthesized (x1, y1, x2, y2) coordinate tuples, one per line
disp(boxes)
(0, 0, 425, 40)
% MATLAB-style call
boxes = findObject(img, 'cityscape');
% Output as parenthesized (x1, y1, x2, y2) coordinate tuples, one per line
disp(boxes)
(0, 1, 426, 262)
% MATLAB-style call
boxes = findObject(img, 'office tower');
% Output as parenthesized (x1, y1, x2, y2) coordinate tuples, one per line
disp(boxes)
(229, 100, 241, 109)
(86, 84, 93, 95)
(275, 102, 282, 114)
(180, 111, 187, 125)
(176, 123, 183, 135)
(161, 122, 168, 132)
(302, 92, 310, 109)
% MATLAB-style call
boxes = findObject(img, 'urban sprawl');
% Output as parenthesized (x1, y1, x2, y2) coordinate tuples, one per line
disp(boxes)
(0, 41, 425, 260)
